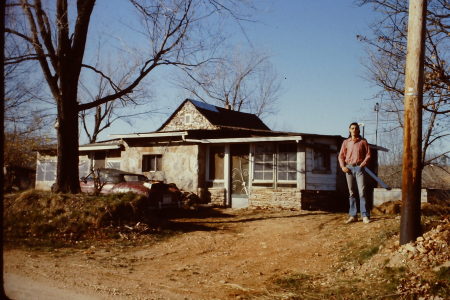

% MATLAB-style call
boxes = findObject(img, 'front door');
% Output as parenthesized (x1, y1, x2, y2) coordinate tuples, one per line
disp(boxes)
(230, 144, 250, 208)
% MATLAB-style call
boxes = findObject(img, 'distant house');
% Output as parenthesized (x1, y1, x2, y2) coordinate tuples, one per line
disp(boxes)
(35, 99, 385, 210)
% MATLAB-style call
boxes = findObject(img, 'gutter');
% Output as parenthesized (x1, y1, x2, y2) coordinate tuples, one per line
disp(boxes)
(185, 136, 303, 144)
(109, 131, 189, 139)
(79, 145, 122, 151)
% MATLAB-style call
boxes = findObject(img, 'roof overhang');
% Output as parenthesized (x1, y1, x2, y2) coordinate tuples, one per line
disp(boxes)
(185, 136, 303, 144)
(109, 131, 188, 139)
(79, 144, 122, 151)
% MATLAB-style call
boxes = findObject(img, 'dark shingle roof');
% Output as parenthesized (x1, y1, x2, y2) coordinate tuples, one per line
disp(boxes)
(190, 100, 270, 130)
(158, 99, 270, 131)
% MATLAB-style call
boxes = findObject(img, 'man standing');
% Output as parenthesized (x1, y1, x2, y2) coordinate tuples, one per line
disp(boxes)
(339, 122, 371, 224)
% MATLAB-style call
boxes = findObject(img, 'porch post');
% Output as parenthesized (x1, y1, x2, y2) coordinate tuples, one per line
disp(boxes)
(224, 144, 231, 207)
(297, 144, 306, 190)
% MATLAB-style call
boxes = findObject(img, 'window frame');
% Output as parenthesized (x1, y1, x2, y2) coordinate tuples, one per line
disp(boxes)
(312, 147, 331, 174)
(184, 113, 192, 125)
(142, 154, 162, 172)
(36, 159, 57, 182)
(252, 143, 275, 183)
(252, 142, 298, 185)
(276, 143, 298, 183)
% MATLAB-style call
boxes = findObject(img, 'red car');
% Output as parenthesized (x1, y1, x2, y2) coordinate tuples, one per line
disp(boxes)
(80, 168, 181, 208)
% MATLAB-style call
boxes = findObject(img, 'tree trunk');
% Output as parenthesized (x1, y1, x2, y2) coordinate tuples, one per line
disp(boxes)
(55, 93, 80, 193)
(54, 46, 82, 193)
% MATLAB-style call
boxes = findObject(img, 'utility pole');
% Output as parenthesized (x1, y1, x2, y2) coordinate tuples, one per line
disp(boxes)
(374, 102, 379, 145)
(1, 0, 7, 297)
(400, 0, 427, 245)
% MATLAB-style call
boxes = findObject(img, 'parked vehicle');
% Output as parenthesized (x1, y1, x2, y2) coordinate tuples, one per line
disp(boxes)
(80, 168, 181, 208)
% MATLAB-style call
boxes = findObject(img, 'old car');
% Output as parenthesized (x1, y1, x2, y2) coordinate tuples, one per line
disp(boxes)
(80, 168, 181, 208)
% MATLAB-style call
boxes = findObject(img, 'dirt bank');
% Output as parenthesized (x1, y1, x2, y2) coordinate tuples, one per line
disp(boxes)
(4, 208, 448, 299)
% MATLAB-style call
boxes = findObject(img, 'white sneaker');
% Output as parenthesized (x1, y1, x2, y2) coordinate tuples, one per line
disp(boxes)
(345, 216, 357, 224)
(362, 217, 370, 224)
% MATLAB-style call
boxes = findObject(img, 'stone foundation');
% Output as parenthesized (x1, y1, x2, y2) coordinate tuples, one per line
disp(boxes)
(249, 188, 301, 209)
(207, 188, 226, 206)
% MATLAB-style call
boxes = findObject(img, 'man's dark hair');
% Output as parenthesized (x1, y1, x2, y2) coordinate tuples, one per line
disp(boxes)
(348, 122, 360, 138)
(349, 122, 359, 129)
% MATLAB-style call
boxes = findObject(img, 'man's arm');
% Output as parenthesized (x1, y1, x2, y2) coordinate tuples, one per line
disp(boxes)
(338, 140, 350, 173)
(359, 140, 371, 167)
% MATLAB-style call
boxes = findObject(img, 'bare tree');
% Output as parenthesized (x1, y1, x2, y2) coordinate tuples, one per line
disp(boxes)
(5, 0, 253, 193)
(357, 0, 450, 166)
(78, 61, 156, 144)
(4, 36, 54, 171)
(177, 49, 281, 117)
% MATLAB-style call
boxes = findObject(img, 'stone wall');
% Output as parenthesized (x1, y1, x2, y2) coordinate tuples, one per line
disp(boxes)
(207, 188, 226, 206)
(249, 187, 301, 209)
(160, 101, 218, 131)
(121, 143, 200, 192)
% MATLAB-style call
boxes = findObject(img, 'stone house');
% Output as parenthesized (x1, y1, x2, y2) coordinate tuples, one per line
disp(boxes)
(35, 99, 383, 210)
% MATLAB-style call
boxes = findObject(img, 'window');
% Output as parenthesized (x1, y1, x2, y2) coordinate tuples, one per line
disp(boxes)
(208, 146, 224, 180)
(277, 144, 297, 181)
(184, 114, 192, 124)
(79, 160, 91, 178)
(142, 154, 162, 172)
(36, 160, 57, 181)
(106, 160, 121, 170)
(253, 144, 274, 181)
(313, 148, 330, 172)
(37, 160, 92, 182)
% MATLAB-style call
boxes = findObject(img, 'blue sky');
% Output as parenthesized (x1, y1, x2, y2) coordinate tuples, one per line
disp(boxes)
(239, 1, 379, 137)
(88, 0, 382, 144)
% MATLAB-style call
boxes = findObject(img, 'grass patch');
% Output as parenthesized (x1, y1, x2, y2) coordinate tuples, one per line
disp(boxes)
(436, 266, 450, 282)
(431, 267, 450, 298)
(3, 190, 179, 248)
(270, 273, 392, 300)
(359, 245, 380, 262)
(382, 266, 406, 292)
(342, 225, 399, 264)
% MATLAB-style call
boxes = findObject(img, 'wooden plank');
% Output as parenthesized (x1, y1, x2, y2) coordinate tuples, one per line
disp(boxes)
(306, 175, 336, 185)
(306, 183, 336, 191)
(298, 145, 306, 190)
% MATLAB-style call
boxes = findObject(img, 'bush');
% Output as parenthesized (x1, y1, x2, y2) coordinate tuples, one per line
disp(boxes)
(4, 190, 151, 243)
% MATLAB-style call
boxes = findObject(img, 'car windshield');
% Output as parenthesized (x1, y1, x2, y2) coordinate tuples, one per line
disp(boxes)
(123, 175, 147, 182)
(81, 169, 147, 184)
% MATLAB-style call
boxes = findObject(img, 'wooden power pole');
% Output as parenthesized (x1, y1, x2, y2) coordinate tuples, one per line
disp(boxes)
(1, 0, 7, 297)
(400, 0, 427, 245)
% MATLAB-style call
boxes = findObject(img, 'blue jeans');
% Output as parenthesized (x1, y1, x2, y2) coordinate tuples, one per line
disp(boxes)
(345, 165, 369, 218)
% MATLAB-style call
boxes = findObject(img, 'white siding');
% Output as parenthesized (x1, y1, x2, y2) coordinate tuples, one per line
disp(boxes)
(305, 147, 337, 191)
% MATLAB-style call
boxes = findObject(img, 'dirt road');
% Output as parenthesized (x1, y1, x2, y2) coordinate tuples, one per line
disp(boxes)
(4, 208, 399, 299)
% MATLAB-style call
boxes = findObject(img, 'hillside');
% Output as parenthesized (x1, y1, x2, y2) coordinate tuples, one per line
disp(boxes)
(3, 192, 449, 299)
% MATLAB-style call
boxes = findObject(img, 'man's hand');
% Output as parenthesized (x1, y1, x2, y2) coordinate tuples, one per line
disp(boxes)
(341, 166, 350, 173)
(359, 162, 366, 168)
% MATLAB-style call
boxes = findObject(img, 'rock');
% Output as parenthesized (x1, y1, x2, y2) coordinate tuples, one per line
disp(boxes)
(404, 243, 417, 253)
(416, 245, 427, 254)
(433, 260, 450, 272)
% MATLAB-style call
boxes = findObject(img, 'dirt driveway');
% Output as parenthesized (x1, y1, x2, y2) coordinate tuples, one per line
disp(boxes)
(4, 208, 399, 299)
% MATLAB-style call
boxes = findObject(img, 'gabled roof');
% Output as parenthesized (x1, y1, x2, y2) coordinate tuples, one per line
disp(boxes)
(157, 99, 270, 131)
